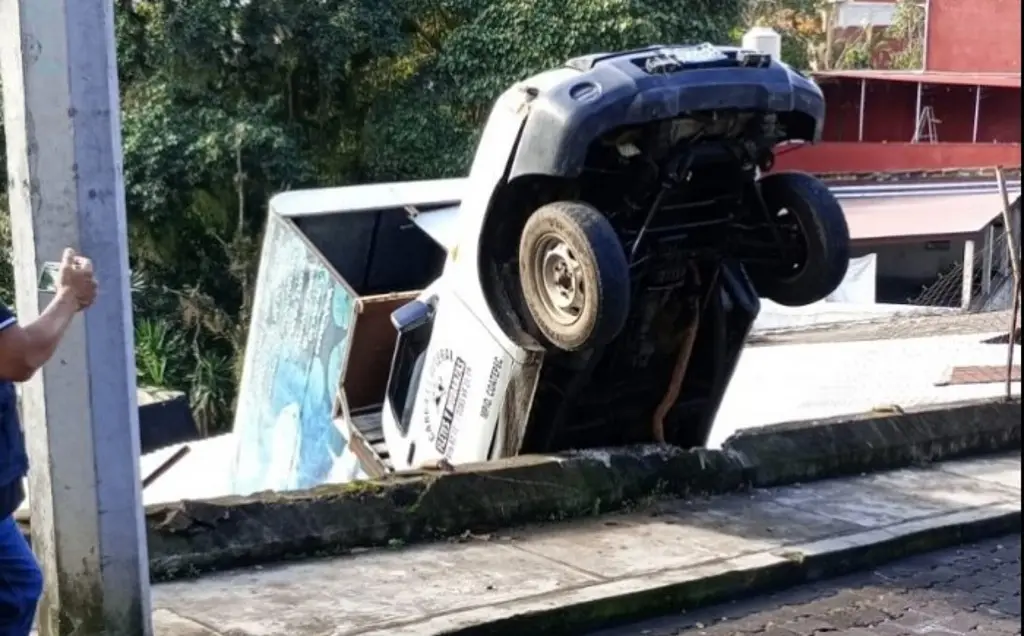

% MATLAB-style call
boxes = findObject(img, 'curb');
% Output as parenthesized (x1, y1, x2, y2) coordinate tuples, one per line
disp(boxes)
(17, 397, 1021, 580)
(725, 397, 1021, 487)
(432, 502, 1022, 636)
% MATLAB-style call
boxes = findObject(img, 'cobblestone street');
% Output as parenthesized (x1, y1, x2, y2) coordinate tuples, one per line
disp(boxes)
(590, 535, 1021, 636)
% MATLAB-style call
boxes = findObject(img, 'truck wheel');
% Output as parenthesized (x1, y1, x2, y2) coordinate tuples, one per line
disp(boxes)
(750, 171, 851, 307)
(518, 201, 630, 351)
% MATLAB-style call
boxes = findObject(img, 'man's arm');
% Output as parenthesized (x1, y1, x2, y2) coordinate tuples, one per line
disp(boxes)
(0, 290, 80, 382)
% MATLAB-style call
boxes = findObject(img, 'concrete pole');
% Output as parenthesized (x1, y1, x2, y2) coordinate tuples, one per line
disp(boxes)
(961, 239, 975, 310)
(972, 86, 982, 143)
(858, 78, 867, 142)
(912, 83, 923, 142)
(0, 0, 151, 634)
(922, 0, 931, 70)
(982, 225, 994, 295)
(995, 167, 1021, 291)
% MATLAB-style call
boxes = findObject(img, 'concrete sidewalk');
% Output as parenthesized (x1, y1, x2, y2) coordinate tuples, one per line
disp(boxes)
(148, 453, 1021, 636)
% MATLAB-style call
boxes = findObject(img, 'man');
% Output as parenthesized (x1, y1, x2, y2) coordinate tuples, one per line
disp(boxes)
(0, 248, 98, 634)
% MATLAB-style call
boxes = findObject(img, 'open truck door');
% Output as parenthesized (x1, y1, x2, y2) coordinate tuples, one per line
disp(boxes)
(230, 179, 463, 494)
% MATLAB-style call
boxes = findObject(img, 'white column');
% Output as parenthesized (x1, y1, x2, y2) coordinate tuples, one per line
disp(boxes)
(1013, 205, 1022, 278)
(858, 78, 867, 142)
(912, 83, 923, 142)
(1009, 195, 1021, 284)
(0, 0, 151, 633)
(972, 86, 982, 143)
(982, 225, 994, 294)
(961, 239, 976, 310)
(996, 167, 1022, 289)
(922, 0, 932, 70)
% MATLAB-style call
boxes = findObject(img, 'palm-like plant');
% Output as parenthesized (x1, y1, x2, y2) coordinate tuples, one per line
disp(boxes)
(188, 348, 235, 437)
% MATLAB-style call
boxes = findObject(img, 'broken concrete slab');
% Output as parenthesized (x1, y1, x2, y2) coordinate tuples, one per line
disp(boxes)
(16, 397, 1021, 581)
(138, 387, 199, 454)
(149, 453, 1021, 636)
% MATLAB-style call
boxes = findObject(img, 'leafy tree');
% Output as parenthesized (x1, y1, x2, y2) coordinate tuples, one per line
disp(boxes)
(739, 0, 911, 72)
(364, 0, 744, 179)
(738, 0, 823, 70)
(887, 0, 925, 69)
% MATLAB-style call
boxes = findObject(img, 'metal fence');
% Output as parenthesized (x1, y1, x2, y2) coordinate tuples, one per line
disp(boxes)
(910, 228, 1016, 312)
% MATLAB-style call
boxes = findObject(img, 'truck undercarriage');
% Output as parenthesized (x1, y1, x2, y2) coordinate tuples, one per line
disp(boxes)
(478, 110, 847, 452)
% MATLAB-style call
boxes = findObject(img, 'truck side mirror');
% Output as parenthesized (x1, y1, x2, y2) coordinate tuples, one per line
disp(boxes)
(390, 300, 433, 333)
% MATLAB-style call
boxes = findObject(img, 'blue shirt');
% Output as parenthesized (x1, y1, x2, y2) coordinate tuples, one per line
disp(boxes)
(0, 305, 28, 518)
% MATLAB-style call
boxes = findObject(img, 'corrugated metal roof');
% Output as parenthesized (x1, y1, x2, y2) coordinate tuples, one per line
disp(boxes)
(842, 193, 1006, 242)
(812, 69, 1021, 89)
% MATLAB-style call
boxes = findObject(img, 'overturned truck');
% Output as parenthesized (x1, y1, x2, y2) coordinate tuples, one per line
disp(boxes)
(230, 44, 850, 491)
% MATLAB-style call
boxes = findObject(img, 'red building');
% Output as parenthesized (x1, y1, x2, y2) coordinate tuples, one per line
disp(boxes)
(777, 0, 1022, 174)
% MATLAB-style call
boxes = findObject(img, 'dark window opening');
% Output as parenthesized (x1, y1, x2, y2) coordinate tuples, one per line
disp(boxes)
(386, 318, 434, 436)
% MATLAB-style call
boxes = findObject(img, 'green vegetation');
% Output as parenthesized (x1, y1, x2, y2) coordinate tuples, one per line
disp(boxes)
(741, 0, 926, 71)
(0, 0, 923, 434)
(0, 0, 742, 432)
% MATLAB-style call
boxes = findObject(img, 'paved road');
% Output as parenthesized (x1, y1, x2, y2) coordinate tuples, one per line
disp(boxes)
(749, 309, 1018, 347)
(589, 535, 1021, 636)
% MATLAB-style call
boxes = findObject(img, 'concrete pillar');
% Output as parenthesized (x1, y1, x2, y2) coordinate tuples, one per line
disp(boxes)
(982, 225, 994, 295)
(922, 0, 932, 70)
(1011, 204, 1022, 279)
(961, 239, 975, 310)
(858, 79, 867, 142)
(996, 169, 1022, 286)
(998, 223, 1012, 278)
(972, 86, 982, 143)
(912, 83, 923, 142)
(0, 0, 151, 633)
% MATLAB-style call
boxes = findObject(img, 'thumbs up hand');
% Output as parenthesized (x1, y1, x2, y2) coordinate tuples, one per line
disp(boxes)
(57, 248, 98, 311)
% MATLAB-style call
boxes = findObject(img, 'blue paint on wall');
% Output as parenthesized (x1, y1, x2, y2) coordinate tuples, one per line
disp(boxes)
(232, 217, 366, 494)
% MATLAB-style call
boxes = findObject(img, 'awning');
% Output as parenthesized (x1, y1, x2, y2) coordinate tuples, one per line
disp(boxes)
(843, 193, 1008, 243)
(812, 70, 1021, 89)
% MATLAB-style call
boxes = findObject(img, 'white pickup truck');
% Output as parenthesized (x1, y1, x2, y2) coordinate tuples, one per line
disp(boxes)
(230, 44, 850, 492)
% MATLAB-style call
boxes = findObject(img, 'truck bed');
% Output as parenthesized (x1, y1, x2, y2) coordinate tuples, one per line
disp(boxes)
(345, 404, 394, 475)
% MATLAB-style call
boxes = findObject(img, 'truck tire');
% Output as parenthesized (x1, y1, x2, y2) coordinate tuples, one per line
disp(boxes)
(749, 171, 851, 307)
(518, 201, 630, 351)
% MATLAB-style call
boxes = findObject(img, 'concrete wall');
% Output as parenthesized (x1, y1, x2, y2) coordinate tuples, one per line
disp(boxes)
(852, 239, 964, 304)
(926, 0, 1021, 73)
(775, 142, 1023, 173)
(856, 238, 965, 282)
(835, 0, 897, 28)
(851, 222, 1012, 306)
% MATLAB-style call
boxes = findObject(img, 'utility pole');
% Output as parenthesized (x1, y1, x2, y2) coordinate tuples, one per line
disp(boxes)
(0, 0, 152, 633)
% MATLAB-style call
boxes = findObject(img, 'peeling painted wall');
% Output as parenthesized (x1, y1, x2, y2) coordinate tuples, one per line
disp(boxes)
(230, 217, 367, 494)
